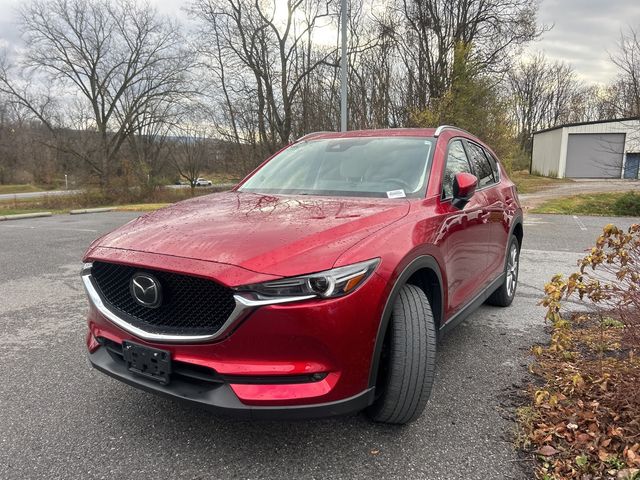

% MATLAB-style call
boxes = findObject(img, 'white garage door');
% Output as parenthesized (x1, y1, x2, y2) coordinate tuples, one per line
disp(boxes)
(565, 133, 625, 178)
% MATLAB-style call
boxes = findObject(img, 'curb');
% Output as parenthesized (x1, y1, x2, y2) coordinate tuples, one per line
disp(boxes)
(0, 211, 53, 221)
(69, 207, 115, 215)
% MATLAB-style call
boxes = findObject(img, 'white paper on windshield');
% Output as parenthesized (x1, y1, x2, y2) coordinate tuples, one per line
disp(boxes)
(386, 189, 406, 199)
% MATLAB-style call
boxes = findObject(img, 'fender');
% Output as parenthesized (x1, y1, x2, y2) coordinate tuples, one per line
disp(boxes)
(510, 211, 524, 240)
(496, 209, 524, 286)
(508, 210, 524, 252)
(367, 255, 444, 388)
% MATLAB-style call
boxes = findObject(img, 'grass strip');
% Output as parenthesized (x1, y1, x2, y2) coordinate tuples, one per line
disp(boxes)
(531, 191, 640, 216)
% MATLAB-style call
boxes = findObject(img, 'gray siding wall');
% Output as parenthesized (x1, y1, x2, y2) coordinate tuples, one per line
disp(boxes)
(531, 128, 563, 177)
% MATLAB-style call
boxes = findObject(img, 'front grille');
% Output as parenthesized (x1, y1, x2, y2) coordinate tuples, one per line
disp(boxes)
(91, 261, 237, 336)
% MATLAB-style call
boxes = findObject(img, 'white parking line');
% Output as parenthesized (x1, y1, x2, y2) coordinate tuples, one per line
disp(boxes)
(523, 217, 549, 226)
(522, 248, 585, 255)
(572, 215, 588, 231)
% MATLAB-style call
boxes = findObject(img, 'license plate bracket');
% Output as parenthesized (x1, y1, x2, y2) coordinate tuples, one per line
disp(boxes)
(122, 341, 172, 385)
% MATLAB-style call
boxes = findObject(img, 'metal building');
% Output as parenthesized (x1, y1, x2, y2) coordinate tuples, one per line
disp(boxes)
(531, 118, 640, 179)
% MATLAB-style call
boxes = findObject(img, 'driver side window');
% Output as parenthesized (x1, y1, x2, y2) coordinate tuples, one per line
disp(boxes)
(442, 140, 472, 198)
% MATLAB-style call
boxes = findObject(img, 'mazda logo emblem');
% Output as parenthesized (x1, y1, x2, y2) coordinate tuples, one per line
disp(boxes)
(130, 273, 162, 308)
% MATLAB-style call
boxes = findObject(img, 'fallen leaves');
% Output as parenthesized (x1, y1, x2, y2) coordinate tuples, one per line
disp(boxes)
(539, 445, 560, 457)
(624, 444, 640, 467)
(518, 314, 640, 479)
(617, 468, 640, 480)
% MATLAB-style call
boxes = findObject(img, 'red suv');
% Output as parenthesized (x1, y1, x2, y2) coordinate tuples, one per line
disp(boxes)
(82, 126, 523, 424)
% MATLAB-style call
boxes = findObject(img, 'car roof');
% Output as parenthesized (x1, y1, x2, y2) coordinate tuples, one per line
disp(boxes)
(292, 127, 502, 160)
(296, 128, 438, 142)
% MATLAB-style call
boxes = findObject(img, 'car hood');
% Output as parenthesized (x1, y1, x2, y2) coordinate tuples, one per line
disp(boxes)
(92, 191, 409, 277)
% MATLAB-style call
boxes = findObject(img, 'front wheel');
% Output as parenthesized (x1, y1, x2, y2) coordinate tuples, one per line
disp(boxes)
(486, 235, 520, 307)
(366, 284, 437, 425)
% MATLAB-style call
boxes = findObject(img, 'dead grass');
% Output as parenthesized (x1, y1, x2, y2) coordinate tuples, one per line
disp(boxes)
(114, 203, 170, 212)
(511, 171, 573, 194)
(1, 203, 169, 216)
(198, 172, 243, 184)
(0, 208, 64, 216)
(0, 184, 45, 195)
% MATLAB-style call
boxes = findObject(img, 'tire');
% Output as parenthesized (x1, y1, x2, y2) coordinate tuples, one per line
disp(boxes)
(367, 284, 437, 425)
(486, 235, 520, 307)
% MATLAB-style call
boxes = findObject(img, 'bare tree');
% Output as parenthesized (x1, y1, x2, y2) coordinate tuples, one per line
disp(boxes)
(610, 26, 640, 117)
(170, 127, 210, 192)
(0, 0, 589, 185)
(0, 80, 62, 184)
(0, 0, 193, 188)
(508, 54, 582, 152)
(126, 99, 181, 187)
(192, 0, 335, 154)
(544, 61, 579, 127)
(397, 0, 543, 110)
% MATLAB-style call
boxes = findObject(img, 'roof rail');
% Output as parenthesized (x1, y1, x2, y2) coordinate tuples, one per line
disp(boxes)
(295, 131, 333, 142)
(433, 125, 473, 137)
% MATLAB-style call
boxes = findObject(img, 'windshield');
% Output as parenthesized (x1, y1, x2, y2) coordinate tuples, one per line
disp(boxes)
(239, 137, 434, 198)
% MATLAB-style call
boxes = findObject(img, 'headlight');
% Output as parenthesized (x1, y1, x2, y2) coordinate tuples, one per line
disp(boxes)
(236, 258, 380, 300)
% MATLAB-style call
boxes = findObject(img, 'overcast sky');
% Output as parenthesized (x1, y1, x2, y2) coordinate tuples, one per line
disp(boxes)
(532, 0, 640, 84)
(1, 0, 639, 85)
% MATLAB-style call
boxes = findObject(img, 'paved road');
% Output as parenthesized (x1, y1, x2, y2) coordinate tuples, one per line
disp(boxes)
(0, 189, 83, 201)
(1, 212, 638, 480)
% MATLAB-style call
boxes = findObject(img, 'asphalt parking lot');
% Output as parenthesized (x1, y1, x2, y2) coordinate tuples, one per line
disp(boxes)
(1, 212, 638, 480)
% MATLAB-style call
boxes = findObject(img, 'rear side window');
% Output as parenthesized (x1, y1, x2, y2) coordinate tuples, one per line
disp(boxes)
(485, 151, 500, 181)
(466, 142, 495, 188)
(442, 140, 472, 198)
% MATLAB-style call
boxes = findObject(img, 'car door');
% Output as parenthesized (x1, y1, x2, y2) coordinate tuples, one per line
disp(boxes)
(436, 139, 491, 319)
(465, 141, 507, 279)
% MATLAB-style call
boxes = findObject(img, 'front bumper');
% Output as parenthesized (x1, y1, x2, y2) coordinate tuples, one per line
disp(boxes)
(89, 345, 375, 419)
(84, 251, 390, 414)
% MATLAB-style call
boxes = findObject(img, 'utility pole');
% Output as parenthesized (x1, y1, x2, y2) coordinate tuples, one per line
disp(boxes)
(340, 0, 348, 132)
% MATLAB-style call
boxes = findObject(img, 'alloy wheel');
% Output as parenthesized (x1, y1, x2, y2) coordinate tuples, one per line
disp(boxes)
(506, 243, 519, 298)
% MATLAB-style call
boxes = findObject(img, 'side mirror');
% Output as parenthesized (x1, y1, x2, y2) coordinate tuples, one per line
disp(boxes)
(452, 172, 478, 209)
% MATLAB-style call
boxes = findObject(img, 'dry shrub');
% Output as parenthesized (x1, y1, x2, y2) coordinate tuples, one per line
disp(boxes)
(542, 224, 640, 349)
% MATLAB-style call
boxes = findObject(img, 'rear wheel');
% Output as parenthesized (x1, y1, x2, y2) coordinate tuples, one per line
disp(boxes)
(367, 284, 437, 425)
(486, 235, 520, 307)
